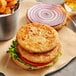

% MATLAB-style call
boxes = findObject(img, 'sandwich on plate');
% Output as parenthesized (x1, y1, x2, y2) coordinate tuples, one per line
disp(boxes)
(7, 23, 62, 70)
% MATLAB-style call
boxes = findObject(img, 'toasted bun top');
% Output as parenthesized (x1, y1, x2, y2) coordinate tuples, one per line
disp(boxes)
(17, 23, 58, 53)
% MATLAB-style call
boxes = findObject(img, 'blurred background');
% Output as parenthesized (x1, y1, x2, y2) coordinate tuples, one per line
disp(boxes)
(36, 0, 64, 5)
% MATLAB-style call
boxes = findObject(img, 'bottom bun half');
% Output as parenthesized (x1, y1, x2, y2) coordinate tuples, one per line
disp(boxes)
(12, 55, 59, 70)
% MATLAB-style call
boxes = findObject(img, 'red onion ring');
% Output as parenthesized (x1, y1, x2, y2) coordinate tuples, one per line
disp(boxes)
(27, 4, 66, 26)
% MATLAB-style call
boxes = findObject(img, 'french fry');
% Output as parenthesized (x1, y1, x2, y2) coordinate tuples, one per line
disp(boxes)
(7, 0, 17, 8)
(6, 0, 14, 2)
(0, 0, 18, 14)
(3, 7, 11, 14)
(0, 0, 7, 13)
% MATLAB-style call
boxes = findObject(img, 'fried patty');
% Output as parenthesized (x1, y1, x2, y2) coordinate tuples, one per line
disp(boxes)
(17, 23, 59, 53)
(13, 56, 59, 70)
(17, 42, 61, 63)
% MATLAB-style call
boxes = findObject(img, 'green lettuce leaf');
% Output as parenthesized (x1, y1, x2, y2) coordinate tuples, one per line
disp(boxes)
(44, 52, 62, 67)
(7, 40, 62, 68)
(7, 40, 37, 67)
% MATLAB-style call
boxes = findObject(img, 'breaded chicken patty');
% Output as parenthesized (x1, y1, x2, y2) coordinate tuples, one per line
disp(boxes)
(17, 43, 61, 63)
(17, 23, 59, 53)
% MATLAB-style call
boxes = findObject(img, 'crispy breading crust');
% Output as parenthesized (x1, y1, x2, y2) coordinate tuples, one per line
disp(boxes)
(17, 23, 59, 53)
(17, 43, 61, 63)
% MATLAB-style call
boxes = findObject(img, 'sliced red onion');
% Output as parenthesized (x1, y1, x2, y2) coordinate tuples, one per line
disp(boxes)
(27, 4, 66, 26)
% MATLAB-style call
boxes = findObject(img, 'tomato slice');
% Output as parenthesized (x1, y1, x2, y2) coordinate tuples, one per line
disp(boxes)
(19, 53, 53, 66)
